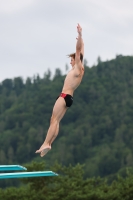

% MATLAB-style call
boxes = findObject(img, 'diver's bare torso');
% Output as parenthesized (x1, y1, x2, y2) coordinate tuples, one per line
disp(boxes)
(62, 64, 84, 96)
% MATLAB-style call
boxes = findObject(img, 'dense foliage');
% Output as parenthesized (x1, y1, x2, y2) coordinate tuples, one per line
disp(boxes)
(0, 55, 133, 184)
(1, 161, 133, 200)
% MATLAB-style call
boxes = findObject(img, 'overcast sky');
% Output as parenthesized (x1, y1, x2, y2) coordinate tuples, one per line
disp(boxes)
(0, 0, 133, 82)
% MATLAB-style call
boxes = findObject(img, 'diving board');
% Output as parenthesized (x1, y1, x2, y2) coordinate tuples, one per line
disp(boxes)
(0, 171, 58, 179)
(0, 165, 27, 171)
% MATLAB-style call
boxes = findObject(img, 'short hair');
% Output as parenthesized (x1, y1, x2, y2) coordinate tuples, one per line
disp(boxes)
(68, 53, 83, 62)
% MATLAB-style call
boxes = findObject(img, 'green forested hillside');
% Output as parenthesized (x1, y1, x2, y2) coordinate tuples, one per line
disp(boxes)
(0, 55, 133, 180)
(2, 161, 133, 200)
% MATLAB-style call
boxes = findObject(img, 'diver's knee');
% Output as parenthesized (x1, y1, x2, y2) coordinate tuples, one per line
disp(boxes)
(50, 115, 58, 124)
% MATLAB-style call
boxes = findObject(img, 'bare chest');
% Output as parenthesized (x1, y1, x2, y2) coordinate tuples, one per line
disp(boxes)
(63, 69, 84, 91)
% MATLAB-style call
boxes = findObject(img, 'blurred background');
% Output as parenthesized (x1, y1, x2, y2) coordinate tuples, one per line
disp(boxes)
(0, 0, 133, 81)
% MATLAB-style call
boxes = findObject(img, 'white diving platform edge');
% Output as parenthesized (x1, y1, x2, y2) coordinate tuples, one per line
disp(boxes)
(0, 171, 58, 179)
(0, 165, 27, 171)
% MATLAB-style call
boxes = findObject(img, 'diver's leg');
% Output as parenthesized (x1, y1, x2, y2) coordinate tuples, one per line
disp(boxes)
(35, 97, 67, 157)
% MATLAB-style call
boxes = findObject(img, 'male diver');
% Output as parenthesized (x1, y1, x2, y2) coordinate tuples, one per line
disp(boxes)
(36, 23, 84, 157)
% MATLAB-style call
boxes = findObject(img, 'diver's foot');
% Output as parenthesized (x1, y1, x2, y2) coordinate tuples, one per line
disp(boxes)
(40, 146, 51, 157)
(35, 145, 51, 157)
